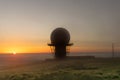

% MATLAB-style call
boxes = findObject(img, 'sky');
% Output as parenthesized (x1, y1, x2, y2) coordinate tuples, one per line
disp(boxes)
(0, 0, 120, 53)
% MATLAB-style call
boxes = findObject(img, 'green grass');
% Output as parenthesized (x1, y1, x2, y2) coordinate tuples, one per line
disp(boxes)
(1, 58, 120, 80)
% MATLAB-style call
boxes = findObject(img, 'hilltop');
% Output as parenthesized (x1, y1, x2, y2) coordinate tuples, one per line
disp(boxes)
(0, 57, 120, 80)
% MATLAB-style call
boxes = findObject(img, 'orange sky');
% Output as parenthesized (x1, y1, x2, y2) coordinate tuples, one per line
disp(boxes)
(0, 46, 113, 54)
(0, 0, 120, 54)
(0, 39, 117, 54)
(0, 39, 50, 53)
(0, 36, 119, 54)
(0, 41, 120, 54)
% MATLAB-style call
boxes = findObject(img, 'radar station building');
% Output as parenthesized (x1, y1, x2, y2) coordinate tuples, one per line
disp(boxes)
(48, 28, 73, 59)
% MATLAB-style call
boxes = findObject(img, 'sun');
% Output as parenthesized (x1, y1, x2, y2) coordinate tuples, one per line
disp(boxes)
(13, 51, 16, 55)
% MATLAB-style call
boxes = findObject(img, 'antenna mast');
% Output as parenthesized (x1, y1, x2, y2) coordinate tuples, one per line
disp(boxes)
(112, 43, 114, 58)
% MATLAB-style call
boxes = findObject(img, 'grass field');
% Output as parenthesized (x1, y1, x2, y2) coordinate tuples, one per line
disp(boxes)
(0, 57, 120, 80)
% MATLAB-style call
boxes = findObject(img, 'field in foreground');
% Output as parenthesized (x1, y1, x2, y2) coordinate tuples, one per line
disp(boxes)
(0, 57, 120, 80)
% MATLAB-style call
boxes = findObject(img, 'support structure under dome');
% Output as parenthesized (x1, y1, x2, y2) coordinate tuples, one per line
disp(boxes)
(48, 28, 73, 59)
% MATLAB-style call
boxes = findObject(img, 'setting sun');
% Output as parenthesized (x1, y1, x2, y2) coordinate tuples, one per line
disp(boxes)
(13, 51, 16, 55)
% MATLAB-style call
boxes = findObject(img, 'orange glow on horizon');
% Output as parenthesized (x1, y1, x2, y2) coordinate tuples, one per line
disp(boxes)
(70, 46, 114, 53)
(0, 39, 51, 53)
(0, 46, 49, 54)
(13, 51, 16, 55)
(0, 39, 117, 54)
(0, 45, 115, 54)
(0, 46, 50, 54)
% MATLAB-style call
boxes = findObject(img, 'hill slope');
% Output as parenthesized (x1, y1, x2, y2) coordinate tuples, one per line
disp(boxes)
(0, 58, 120, 80)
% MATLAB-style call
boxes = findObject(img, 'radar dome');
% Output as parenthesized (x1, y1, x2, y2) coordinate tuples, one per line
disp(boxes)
(51, 28, 70, 45)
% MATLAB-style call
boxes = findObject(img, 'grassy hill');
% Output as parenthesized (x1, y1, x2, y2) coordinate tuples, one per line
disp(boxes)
(0, 57, 120, 80)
